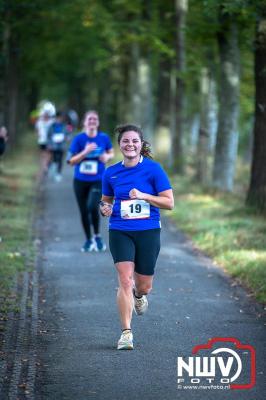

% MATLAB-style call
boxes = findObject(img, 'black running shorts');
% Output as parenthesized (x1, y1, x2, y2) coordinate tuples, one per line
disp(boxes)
(109, 229, 161, 276)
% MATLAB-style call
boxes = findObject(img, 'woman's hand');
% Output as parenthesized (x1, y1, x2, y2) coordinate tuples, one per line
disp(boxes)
(99, 149, 114, 164)
(99, 201, 113, 217)
(68, 142, 97, 165)
(129, 188, 174, 210)
(99, 152, 110, 164)
(129, 188, 147, 200)
(83, 142, 97, 155)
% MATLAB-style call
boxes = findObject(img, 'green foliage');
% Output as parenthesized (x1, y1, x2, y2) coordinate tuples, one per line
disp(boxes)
(0, 132, 38, 311)
(0, 1, 260, 172)
(169, 173, 266, 302)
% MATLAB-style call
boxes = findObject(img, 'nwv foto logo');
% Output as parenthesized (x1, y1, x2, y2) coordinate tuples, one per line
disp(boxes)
(177, 337, 256, 390)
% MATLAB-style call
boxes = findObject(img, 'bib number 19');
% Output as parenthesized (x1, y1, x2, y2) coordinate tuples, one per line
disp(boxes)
(121, 199, 150, 219)
(129, 203, 142, 213)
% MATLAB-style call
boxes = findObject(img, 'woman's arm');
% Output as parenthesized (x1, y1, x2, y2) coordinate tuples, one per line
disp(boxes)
(99, 195, 114, 216)
(69, 142, 97, 166)
(99, 148, 114, 164)
(129, 188, 174, 210)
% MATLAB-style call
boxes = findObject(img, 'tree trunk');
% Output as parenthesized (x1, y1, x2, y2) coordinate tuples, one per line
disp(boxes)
(169, 64, 177, 168)
(157, 58, 171, 127)
(129, 41, 140, 123)
(171, 0, 188, 173)
(0, 18, 9, 126)
(196, 67, 211, 184)
(128, 43, 154, 145)
(138, 57, 154, 145)
(212, 14, 240, 191)
(67, 77, 85, 120)
(208, 77, 218, 151)
(6, 34, 19, 145)
(116, 56, 130, 123)
(246, 10, 266, 213)
(98, 72, 114, 131)
(27, 82, 39, 113)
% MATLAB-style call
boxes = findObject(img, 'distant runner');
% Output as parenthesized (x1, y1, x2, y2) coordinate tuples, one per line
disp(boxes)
(47, 111, 68, 182)
(100, 124, 174, 350)
(35, 112, 53, 177)
(68, 110, 114, 252)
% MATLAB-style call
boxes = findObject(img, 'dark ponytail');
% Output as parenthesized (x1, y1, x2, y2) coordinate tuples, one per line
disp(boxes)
(115, 124, 153, 159)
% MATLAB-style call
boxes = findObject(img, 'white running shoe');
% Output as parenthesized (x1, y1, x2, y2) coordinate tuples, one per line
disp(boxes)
(133, 291, 148, 315)
(55, 174, 62, 182)
(94, 236, 106, 252)
(81, 239, 95, 252)
(117, 330, 134, 350)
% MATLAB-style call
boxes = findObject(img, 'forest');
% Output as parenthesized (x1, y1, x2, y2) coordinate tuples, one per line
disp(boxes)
(0, 0, 266, 213)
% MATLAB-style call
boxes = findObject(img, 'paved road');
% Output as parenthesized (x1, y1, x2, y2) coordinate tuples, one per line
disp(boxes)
(1, 166, 265, 399)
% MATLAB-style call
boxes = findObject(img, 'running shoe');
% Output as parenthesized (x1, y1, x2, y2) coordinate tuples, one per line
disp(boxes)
(55, 174, 62, 182)
(81, 239, 95, 252)
(117, 330, 134, 350)
(94, 236, 106, 252)
(133, 290, 148, 315)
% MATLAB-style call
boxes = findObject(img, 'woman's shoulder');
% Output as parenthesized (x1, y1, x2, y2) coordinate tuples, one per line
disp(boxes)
(105, 160, 122, 174)
(73, 131, 85, 139)
(98, 131, 111, 139)
(143, 157, 162, 169)
(71, 131, 86, 142)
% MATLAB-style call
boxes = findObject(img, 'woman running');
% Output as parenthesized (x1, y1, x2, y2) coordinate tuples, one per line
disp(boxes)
(35, 111, 53, 177)
(47, 111, 68, 182)
(100, 124, 174, 350)
(68, 110, 114, 252)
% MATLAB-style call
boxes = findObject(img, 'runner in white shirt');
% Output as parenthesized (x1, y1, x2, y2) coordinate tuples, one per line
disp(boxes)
(35, 112, 53, 177)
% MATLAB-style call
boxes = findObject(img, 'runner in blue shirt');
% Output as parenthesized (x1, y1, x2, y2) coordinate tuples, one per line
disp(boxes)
(100, 124, 174, 350)
(68, 110, 114, 252)
(47, 111, 68, 182)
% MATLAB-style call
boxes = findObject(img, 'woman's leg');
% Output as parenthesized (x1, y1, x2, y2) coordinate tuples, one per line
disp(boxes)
(87, 181, 101, 235)
(115, 261, 135, 330)
(53, 150, 59, 173)
(54, 150, 64, 173)
(39, 147, 50, 177)
(132, 229, 160, 314)
(44, 148, 52, 172)
(134, 273, 154, 297)
(73, 179, 92, 240)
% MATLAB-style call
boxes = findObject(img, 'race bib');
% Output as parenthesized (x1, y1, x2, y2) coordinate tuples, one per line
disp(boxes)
(79, 160, 98, 175)
(120, 200, 150, 219)
(52, 133, 65, 143)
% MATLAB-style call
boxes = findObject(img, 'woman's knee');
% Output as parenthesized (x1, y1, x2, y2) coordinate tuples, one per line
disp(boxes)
(136, 281, 153, 295)
(116, 263, 134, 291)
(141, 286, 152, 295)
(119, 275, 134, 291)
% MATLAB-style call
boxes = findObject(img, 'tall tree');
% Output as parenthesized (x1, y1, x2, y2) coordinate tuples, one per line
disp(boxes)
(0, 1, 8, 126)
(212, 6, 240, 191)
(246, 2, 266, 213)
(196, 67, 211, 184)
(171, 0, 188, 172)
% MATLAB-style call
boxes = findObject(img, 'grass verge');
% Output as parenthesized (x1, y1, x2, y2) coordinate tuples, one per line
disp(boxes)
(0, 132, 39, 314)
(168, 174, 266, 304)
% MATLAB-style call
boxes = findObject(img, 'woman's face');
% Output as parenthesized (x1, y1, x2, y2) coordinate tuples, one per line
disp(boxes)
(119, 131, 142, 159)
(84, 112, 99, 131)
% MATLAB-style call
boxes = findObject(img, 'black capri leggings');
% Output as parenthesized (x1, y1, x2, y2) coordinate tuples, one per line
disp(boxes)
(73, 179, 102, 240)
(52, 150, 64, 173)
(109, 229, 161, 276)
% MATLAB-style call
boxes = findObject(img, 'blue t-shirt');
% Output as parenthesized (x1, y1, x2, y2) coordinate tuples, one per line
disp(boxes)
(68, 131, 113, 182)
(102, 157, 172, 231)
(47, 122, 67, 151)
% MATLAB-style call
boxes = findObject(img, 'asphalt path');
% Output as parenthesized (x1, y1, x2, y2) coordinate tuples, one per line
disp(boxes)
(18, 166, 266, 399)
